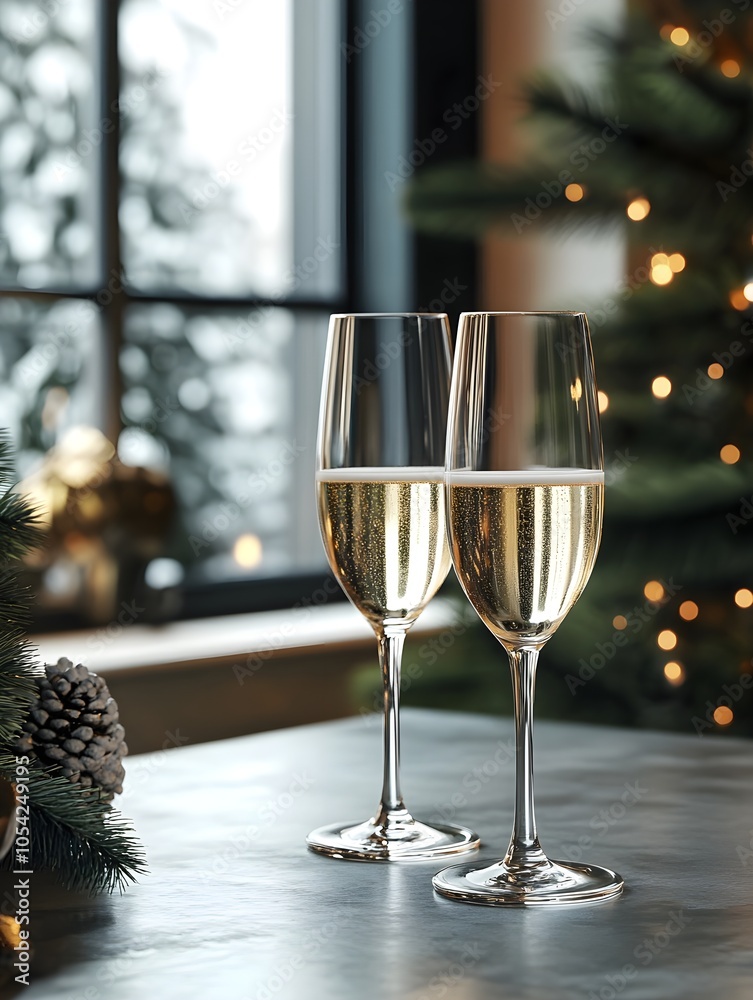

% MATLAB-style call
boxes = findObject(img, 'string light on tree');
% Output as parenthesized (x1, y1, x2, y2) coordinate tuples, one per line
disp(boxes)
(626, 197, 651, 221)
(708, 363, 724, 380)
(679, 600, 699, 621)
(597, 391, 609, 413)
(650, 253, 674, 285)
(652, 375, 672, 398)
(730, 288, 749, 311)
(644, 580, 665, 601)
(720, 444, 741, 464)
(669, 26, 690, 45)
(565, 183, 585, 202)
(735, 588, 753, 608)
(668, 253, 686, 272)
(659, 24, 674, 40)
(743, 282, 753, 302)
(721, 59, 741, 78)
(663, 661, 685, 685)
(657, 629, 677, 650)
(613, 615, 627, 630)
(713, 706, 734, 726)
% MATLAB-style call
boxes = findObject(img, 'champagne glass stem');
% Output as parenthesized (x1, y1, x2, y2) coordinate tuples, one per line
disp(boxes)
(505, 646, 548, 870)
(377, 629, 408, 820)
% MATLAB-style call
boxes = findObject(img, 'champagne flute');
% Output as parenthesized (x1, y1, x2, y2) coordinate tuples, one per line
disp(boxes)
(307, 313, 480, 861)
(433, 311, 624, 904)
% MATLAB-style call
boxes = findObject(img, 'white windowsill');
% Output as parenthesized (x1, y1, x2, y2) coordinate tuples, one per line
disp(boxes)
(30, 598, 458, 677)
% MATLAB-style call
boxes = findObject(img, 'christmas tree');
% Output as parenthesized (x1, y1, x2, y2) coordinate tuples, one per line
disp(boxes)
(407, 2, 753, 736)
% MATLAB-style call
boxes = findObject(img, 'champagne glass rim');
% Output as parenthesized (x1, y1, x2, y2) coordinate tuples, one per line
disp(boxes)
(459, 310, 586, 318)
(329, 312, 448, 319)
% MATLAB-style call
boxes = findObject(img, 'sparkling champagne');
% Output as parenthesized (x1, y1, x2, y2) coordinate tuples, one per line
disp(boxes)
(317, 468, 451, 629)
(447, 470, 603, 645)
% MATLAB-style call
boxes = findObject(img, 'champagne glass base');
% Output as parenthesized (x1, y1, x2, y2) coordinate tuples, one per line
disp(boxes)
(432, 858, 623, 906)
(307, 817, 480, 862)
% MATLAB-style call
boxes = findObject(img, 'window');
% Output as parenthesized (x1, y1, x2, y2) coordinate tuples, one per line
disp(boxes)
(0, 0, 478, 629)
(0, 0, 345, 624)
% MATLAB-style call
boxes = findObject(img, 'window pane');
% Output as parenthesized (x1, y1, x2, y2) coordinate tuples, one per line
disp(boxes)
(0, 0, 99, 289)
(0, 297, 101, 472)
(121, 305, 327, 580)
(119, 0, 342, 299)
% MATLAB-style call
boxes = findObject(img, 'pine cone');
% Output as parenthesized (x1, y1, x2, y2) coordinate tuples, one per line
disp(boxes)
(17, 658, 127, 799)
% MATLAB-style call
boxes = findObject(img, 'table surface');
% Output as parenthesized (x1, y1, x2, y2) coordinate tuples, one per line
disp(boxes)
(16, 708, 753, 1000)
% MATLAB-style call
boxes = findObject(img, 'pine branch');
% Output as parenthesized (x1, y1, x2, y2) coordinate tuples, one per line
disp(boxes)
(0, 756, 147, 894)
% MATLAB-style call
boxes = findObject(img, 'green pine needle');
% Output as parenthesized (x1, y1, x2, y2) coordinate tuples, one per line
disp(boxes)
(0, 434, 147, 894)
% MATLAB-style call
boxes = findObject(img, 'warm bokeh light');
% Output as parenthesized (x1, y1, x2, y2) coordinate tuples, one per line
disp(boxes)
(721, 59, 741, 78)
(651, 252, 669, 266)
(626, 197, 651, 221)
(651, 263, 674, 285)
(657, 629, 677, 650)
(735, 588, 753, 608)
(652, 376, 672, 398)
(730, 288, 749, 310)
(668, 253, 686, 272)
(570, 377, 583, 402)
(663, 661, 685, 684)
(613, 615, 627, 630)
(233, 533, 263, 568)
(669, 26, 690, 45)
(743, 282, 753, 302)
(679, 600, 699, 621)
(644, 580, 665, 601)
(713, 705, 733, 726)
(565, 183, 585, 202)
(598, 390, 609, 413)
(707, 363, 724, 380)
(659, 24, 674, 40)
(720, 443, 741, 464)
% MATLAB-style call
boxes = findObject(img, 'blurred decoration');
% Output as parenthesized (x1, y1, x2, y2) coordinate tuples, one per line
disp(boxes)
(0, 433, 145, 893)
(407, 1, 753, 735)
(20, 425, 176, 625)
(17, 658, 127, 800)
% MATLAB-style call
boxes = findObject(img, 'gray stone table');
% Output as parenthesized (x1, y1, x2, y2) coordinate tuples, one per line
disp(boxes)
(16, 709, 753, 999)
